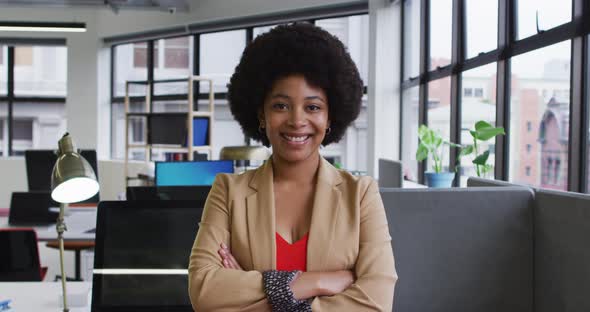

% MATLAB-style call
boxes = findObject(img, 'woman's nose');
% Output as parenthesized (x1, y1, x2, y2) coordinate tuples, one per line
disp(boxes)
(288, 107, 307, 127)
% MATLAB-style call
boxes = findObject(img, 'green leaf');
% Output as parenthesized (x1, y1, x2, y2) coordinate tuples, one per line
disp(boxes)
(459, 145, 474, 157)
(472, 150, 490, 165)
(469, 130, 478, 140)
(476, 127, 505, 141)
(416, 144, 429, 161)
(433, 136, 443, 148)
(475, 120, 493, 131)
(418, 125, 429, 140)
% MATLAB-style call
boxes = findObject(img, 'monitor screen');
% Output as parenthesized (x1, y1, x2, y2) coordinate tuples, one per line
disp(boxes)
(155, 160, 233, 187)
(92, 200, 203, 311)
(24, 150, 99, 203)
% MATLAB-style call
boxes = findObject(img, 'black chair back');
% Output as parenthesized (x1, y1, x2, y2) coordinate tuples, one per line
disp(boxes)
(0, 229, 43, 281)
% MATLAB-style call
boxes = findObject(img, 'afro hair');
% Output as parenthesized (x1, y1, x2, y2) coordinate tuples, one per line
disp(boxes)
(227, 22, 363, 147)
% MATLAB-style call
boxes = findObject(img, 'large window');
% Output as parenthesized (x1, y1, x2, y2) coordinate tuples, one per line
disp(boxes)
(114, 43, 148, 97)
(401, 0, 589, 193)
(0, 45, 6, 95)
(0, 102, 5, 157)
(460, 63, 497, 185)
(517, 0, 571, 40)
(465, 0, 497, 59)
(427, 77, 451, 171)
(0, 44, 67, 156)
(401, 87, 419, 180)
(403, 0, 420, 80)
(316, 15, 369, 85)
(429, 0, 452, 70)
(509, 41, 570, 190)
(199, 30, 245, 95)
(14, 46, 66, 97)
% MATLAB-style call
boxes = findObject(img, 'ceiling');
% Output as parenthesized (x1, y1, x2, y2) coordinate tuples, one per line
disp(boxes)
(0, 0, 189, 13)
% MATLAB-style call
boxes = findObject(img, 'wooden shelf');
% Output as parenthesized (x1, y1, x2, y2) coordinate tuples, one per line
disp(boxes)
(124, 76, 215, 187)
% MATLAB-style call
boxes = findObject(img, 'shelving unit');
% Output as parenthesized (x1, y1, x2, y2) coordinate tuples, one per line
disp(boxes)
(124, 76, 215, 186)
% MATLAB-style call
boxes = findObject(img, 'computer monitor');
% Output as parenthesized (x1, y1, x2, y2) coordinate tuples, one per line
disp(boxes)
(24, 150, 100, 203)
(155, 160, 233, 187)
(378, 158, 403, 188)
(9, 191, 59, 226)
(92, 200, 204, 311)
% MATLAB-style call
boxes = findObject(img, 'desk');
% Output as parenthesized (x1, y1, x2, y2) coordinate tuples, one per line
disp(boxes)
(0, 282, 91, 312)
(0, 207, 96, 241)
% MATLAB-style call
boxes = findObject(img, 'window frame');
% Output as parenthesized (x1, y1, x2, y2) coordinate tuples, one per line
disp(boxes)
(0, 40, 66, 156)
(400, 0, 590, 193)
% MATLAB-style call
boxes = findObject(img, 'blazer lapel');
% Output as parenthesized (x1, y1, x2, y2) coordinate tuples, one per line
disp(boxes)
(246, 159, 276, 270)
(307, 157, 342, 271)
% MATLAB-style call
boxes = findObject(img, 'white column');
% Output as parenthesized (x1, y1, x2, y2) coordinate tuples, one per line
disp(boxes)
(367, 0, 401, 178)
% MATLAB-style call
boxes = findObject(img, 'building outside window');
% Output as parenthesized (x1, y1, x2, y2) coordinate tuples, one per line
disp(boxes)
(0, 44, 67, 156)
(509, 41, 570, 191)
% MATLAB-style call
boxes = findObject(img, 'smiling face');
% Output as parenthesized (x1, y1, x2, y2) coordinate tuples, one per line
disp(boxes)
(261, 74, 329, 164)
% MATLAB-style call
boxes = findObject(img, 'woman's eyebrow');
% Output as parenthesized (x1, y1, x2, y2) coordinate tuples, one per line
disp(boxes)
(270, 93, 326, 103)
(305, 95, 326, 103)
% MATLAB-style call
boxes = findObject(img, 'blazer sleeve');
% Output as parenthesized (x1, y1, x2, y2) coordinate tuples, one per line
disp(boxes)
(188, 174, 271, 311)
(311, 178, 398, 311)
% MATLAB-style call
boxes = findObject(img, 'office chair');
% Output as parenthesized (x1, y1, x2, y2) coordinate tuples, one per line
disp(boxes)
(0, 229, 47, 281)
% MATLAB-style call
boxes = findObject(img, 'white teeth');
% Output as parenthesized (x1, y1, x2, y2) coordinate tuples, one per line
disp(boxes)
(284, 135, 309, 142)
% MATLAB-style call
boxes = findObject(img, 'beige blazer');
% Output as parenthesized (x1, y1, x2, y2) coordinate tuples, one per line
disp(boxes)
(188, 157, 397, 311)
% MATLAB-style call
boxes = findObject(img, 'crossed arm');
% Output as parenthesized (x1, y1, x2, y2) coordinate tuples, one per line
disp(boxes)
(188, 175, 396, 311)
(218, 242, 355, 300)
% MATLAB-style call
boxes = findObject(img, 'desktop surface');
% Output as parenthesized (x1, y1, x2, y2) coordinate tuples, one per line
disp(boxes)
(155, 160, 233, 186)
(0, 282, 91, 312)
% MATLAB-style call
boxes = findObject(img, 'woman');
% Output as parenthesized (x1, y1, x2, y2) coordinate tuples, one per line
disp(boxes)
(188, 23, 397, 311)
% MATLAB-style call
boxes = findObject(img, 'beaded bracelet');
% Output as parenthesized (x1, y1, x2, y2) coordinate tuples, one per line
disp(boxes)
(262, 270, 312, 312)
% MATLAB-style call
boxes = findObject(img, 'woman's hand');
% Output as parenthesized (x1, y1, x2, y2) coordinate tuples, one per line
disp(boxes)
(290, 270, 355, 300)
(218, 243, 243, 270)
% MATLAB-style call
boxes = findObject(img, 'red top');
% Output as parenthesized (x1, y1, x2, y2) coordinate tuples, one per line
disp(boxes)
(276, 232, 309, 272)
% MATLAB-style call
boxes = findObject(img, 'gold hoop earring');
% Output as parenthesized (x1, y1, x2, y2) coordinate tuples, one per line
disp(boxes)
(326, 127, 331, 134)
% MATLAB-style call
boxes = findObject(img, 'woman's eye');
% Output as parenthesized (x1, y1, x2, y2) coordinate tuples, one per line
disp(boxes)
(272, 103, 288, 110)
(308, 105, 321, 111)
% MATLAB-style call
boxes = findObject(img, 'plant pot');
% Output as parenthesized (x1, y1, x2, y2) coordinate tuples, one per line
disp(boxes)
(424, 171, 455, 188)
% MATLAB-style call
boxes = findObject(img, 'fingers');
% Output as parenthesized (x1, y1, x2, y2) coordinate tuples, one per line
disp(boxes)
(217, 243, 243, 270)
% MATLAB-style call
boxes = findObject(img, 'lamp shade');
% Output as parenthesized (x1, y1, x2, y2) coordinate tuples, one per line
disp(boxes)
(219, 146, 271, 161)
(50, 133, 99, 204)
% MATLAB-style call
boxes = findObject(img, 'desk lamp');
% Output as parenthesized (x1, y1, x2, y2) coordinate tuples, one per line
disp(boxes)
(50, 133, 99, 312)
(219, 145, 270, 172)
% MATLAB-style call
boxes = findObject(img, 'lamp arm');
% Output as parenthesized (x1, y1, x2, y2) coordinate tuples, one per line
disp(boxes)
(56, 202, 70, 312)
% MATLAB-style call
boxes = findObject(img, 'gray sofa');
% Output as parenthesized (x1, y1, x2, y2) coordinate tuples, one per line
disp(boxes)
(381, 185, 590, 312)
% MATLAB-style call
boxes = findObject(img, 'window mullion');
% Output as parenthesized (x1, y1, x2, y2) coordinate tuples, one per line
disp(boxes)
(7, 46, 14, 156)
(449, 0, 464, 184)
(418, 0, 430, 184)
(494, 0, 513, 180)
(569, 0, 588, 192)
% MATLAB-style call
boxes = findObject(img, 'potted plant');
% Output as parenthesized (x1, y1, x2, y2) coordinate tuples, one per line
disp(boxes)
(416, 124, 459, 188)
(458, 120, 505, 178)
